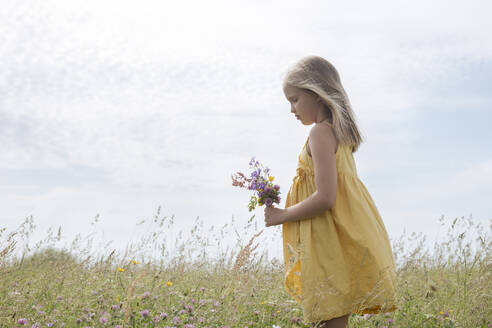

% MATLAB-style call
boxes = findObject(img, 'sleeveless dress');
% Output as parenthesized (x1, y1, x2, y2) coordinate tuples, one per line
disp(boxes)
(282, 128, 398, 322)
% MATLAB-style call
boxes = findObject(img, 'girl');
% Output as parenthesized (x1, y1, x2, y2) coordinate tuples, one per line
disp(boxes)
(264, 56, 398, 328)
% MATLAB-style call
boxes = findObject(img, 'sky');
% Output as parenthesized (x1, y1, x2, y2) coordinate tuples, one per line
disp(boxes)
(1, 0, 491, 265)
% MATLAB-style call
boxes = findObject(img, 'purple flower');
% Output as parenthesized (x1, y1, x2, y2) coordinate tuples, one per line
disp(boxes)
(173, 316, 182, 324)
(142, 291, 151, 299)
(17, 318, 28, 325)
(290, 316, 301, 323)
(56, 295, 63, 301)
(99, 316, 108, 324)
(111, 304, 119, 310)
(139, 309, 150, 318)
(178, 309, 186, 315)
(184, 325, 195, 328)
(265, 198, 273, 206)
(160, 312, 168, 319)
(31, 324, 40, 328)
(274, 184, 280, 190)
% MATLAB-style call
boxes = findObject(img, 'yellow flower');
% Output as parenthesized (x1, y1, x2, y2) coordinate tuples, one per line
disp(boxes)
(116, 295, 120, 302)
(439, 311, 444, 315)
(276, 310, 281, 313)
(268, 176, 274, 181)
(449, 309, 453, 313)
(117, 267, 125, 272)
(131, 260, 140, 265)
(166, 281, 173, 287)
(259, 301, 265, 305)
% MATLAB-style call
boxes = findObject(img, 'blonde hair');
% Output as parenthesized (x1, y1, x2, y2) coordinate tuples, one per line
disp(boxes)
(283, 55, 364, 152)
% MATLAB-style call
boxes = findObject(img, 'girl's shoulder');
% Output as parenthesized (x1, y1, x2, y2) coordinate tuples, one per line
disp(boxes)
(310, 120, 334, 136)
(307, 121, 338, 156)
(317, 120, 334, 128)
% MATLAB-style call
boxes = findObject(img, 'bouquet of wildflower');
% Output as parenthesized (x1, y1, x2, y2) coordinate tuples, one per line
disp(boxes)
(231, 157, 281, 211)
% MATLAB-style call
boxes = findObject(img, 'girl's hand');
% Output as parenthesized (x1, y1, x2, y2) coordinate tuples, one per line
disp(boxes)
(264, 205, 286, 227)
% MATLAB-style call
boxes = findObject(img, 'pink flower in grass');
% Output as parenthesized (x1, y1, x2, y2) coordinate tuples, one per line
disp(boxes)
(17, 318, 28, 325)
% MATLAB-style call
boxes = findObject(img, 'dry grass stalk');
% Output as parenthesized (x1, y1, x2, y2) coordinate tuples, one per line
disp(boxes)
(123, 265, 150, 327)
(232, 230, 263, 275)
(0, 240, 17, 265)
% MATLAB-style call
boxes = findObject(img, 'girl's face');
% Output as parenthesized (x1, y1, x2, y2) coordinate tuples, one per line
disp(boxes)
(283, 84, 325, 125)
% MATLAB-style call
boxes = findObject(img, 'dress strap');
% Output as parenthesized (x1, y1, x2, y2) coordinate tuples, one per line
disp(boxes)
(304, 136, 309, 147)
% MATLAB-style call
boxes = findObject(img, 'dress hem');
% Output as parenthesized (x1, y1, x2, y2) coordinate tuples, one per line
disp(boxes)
(303, 303, 399, 323)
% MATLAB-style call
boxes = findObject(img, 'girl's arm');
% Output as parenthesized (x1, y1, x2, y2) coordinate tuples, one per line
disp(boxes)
(283, 124, 338, 223)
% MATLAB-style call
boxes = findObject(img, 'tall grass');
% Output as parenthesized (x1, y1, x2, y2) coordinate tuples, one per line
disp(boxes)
(0, 208, 490, 328)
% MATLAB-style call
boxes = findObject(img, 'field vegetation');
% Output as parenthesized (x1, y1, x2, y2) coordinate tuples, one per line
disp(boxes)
(1, 208, 490, 328)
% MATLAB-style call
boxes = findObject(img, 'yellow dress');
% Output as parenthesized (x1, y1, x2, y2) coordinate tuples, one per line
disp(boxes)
(283, 133, 398, 322)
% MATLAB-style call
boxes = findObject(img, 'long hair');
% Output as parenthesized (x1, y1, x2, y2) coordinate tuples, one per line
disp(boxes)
(283, 55, 364, 152)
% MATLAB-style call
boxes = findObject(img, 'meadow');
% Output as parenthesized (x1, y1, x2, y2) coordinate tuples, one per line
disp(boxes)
(0, 207, 490, 328)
